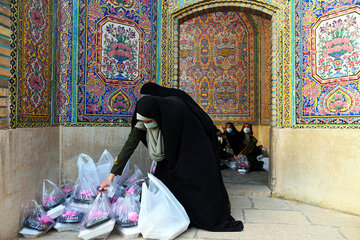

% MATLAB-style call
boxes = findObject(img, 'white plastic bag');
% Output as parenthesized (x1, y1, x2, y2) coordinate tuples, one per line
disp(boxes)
(257, 155, 270, 172)
(138, 174, 190, 240)
(96, 149, 115, 183)
(77, 153, 100, 190)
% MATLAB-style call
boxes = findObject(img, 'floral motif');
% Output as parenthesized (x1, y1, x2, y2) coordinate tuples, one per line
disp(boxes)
(323, 86, 356, 114)
(27, 0, 47, 43)
(109, 89, 130, 112)
(314, 9, 360, 82)
(26, 58, 46, 109)
(100, 20, 140, 82)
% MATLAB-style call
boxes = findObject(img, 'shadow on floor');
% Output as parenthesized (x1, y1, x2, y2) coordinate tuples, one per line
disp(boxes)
(221, 169, 271, 197)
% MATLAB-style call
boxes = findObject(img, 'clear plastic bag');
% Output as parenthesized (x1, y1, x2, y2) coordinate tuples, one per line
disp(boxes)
(114, 164, 144, 201)
(236, 154, 249, 174)
(54, 205, 85, 232)
(78, 193, 115, 240)
(224, 158, 237, 169)
(42, 179, 66, 210)
(138, 174, 190, 240)
(77, 153, 100, 191)
(19, 200, 55, 238)
(96, 149, 115, 183)
(61, 179, 76, 198)
(113, 195, 140, 228)
(42, 179, 66, 219)
(123, 165, 144, 188)
(150, 160, 157, 174)
(69, 176, 98, 211)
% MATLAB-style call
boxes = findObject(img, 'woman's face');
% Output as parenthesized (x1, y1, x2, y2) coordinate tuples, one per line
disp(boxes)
(142, 120, 155, 124)
(141, 119, 158, 129)
(243, 124, 252, 134)
(225, 124, 233, 133)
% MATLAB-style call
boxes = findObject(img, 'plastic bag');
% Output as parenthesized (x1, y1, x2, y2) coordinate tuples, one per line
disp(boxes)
(96, 149, 115, 183)
(61, 179, 76, 198)
(19, 200, 55, 238)
(113, 160, 131, 187)
(54, 205, 85, 232)
(69, 176, 98, 211)
(138, 174, 190, 240)
(150, 160, 157, 174)
(42, 179, 66, 210)
(78, 193, 115, 240)
(257, 155, 269, 172)
(113, 195, 140, 228)
(42, 179, 66, 219)
(236, 155, 249, 174)
(114, 165, 144, 201)
(113, 195, 141, 239)
(224, 158, 237, 169)
(77, 153, 100, 190)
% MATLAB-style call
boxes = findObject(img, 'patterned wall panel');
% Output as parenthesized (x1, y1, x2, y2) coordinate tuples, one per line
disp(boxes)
(55, 0, 73, 123)
(179, 11, 257, 124)
(252, 15, 272, 125)
(160, 0, 291, 128)
(296, 1, 360, 125)
(77, 0, 157, 124)
(15, 0, 53, 126)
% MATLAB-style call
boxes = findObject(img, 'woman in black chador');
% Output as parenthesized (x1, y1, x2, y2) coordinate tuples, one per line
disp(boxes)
(100, 83, 243, 232)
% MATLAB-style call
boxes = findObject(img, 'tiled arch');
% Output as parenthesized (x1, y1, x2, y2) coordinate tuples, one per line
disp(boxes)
(159, 0, 289, 127)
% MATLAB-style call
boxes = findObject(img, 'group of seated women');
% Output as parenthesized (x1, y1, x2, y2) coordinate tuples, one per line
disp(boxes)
(217, 122, 265, 172)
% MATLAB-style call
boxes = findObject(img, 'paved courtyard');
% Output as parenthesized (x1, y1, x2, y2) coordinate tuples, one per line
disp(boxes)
(17, 170, 360, 240)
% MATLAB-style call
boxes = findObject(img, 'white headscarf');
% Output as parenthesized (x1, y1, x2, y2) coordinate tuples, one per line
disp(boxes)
(136, 113, 165, 162)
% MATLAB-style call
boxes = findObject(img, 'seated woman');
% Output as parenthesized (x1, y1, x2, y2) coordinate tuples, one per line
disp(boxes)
(223, 122, 264, 171)
(222, 122, 243, 156)
(216, 129, 234, 169)
(237, 123, 264, 171)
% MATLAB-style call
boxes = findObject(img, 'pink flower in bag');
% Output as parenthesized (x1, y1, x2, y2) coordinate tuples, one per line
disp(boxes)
(128, 211, 139, 222)
(80, 190, 92, 197)
(44, 196, 56, 204)
(62, 210, 76, 218)
(38, 215, 55, 224)
(126, 187, 136, 195)
(89, 210, 107, 218)
(63, 188, 72, 193)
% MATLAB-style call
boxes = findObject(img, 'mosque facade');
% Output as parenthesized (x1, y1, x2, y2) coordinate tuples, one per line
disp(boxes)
(0, 0, 360, 239)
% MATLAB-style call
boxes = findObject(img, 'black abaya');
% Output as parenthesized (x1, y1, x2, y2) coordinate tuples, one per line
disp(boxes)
(138, 83, 219, 158)
(136, 96, 243, 231)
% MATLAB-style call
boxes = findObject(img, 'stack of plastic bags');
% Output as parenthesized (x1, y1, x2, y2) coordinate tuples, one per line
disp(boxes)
(19, 150, 190, 240)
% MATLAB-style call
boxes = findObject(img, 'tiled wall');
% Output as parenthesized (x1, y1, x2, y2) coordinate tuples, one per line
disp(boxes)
(0, 0, 10, 128)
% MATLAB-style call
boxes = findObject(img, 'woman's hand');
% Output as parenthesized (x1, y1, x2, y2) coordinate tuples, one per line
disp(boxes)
(99, 174, 115, 192)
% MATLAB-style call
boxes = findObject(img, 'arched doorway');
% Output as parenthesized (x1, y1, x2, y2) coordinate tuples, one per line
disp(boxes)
(169, 1, 280, 193)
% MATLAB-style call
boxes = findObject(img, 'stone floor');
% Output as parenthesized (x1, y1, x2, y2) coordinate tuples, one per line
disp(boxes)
(17, 170, 360, 240)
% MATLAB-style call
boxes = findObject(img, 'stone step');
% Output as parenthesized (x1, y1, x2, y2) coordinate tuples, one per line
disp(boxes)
(225, 184, 271, 197)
